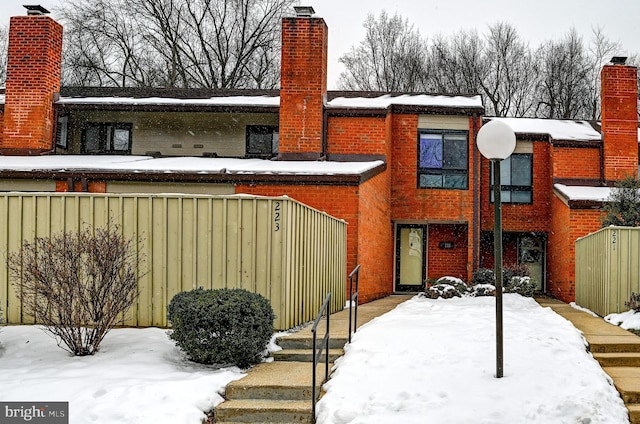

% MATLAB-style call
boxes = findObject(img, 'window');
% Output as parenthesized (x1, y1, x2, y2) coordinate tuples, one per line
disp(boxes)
(490, 153, 533, 203)
(418, 130, 468, 189)
(56, 116, 68, 149)
(246, 125, 279, 157)
(82, 123, 132, 154)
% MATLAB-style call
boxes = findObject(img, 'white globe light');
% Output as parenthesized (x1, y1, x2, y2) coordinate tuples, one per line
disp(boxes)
(476, 120, 516, 160)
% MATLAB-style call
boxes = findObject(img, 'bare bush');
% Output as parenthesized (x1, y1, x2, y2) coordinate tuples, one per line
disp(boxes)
(7, 223, 144, 356)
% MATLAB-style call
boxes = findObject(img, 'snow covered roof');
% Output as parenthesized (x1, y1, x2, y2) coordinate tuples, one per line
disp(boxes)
(0, 155, 384, 176)
(554, 184, 612, 203)
(326, 94, 483, 109)
(488, 117, 601, 142)
(56, 95, 280, 107)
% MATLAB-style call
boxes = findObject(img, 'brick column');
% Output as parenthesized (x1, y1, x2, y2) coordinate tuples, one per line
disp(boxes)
(2, 14, 63, 154)
(601, 63, 638, 182)
(278, 16, 327, 160)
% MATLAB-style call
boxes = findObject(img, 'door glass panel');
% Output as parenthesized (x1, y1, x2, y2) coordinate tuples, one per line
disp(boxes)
(519, 236, 544, 290)
(399, 227, 424, 286)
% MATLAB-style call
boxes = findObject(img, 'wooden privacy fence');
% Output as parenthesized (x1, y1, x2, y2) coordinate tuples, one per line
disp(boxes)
(576, 226, 640, 317)
(0, 193, 347, 330)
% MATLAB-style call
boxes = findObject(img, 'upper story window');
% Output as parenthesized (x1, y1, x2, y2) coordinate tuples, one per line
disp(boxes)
(246, 125, 279, 158)
(82, 123, 132, 154)
(56, 115, 69, 149)
(490, 153, 533, 203)
(418, 130, 468, 189)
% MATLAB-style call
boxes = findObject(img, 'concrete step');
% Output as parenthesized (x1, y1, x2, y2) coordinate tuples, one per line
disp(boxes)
(277, 335, 347, 350)
(271, 348, 344, 362)
(214, 399, 312, 424)
(225, 362, 326, 401)
(593, 353, 640, 367)
(588, 335, 640, 353)
(628, 404, 640, 424)
(603, 367, 640, 404)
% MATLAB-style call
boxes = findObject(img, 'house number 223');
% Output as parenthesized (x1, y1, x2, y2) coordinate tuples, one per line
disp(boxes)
(274, 201, 281, 231)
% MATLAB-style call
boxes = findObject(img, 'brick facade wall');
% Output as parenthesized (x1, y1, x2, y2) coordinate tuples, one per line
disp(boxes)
(548, 195, 603, 302)
(327, 116, 387, 155)
(2, 15, 62, 152)
(601, 64, 638, 181)
(481, 141, 552, 232)
(390, 114, 478, 280)
(427, 224, 468, 280)
(552, 146, 601, 180)
(278, 17, 327, 156)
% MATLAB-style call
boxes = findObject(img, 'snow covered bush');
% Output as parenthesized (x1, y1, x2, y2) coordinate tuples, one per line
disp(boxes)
(470, 284, 496, 297)
(167, 288, 275, 368)
(421, 277, 469, 299)
(625, 292, 640, 312)
(6, 222, 143, 356)
(504, 276, 537, 297)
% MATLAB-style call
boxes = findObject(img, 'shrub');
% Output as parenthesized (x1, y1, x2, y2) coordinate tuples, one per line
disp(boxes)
(471, 268, 495, 286)
(421, 277, 469, 299)
(504, 276, 537, 297)
(168, 288, 275, 368)
(625, 292, 640, 312)
(470, 284, 496, 297)
(602, 176, 640, 227)
(7, 222, 144, 356)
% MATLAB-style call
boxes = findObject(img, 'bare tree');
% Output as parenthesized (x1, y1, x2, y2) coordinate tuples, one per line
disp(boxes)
(0, 24, 7, 86)
(585, 27, 623, 120)
(535, 28, 592, 119)
(56, 0, 294, 88)
(338, 11, 429, 91)
(7, 223, 144, 356)
(478, 22, 537, 117)
(426, 31, 484, 95)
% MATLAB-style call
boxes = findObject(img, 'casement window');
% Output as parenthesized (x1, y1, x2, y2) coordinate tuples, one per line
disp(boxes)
(418, 130, 468, 189)
(490, 153, 533, 203)
(82, 123, 132, 154)
(246, 125, 279, 157)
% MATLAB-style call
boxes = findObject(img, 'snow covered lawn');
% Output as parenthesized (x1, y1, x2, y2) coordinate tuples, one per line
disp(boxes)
(0, 326, 245, 424)
(317, 294, 629, 424)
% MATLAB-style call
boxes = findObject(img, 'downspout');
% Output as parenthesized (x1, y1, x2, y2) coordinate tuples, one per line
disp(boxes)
(472, 114, 480, 272)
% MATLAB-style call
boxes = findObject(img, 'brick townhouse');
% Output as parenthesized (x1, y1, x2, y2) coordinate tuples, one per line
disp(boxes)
(0, 6, 637, 303)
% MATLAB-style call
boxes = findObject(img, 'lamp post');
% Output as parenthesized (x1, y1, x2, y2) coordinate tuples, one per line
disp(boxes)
(476, 119, 516, 379)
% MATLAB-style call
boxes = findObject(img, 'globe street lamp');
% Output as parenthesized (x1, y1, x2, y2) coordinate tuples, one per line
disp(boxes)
(476, 119, 516, 379)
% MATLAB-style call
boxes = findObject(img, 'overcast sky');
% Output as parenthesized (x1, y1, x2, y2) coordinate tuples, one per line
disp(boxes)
(1, 0, 639, 89)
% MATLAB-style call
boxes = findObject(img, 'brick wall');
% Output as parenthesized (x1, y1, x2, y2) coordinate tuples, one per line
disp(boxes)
(548, 195, 603, 302)
(601, 64, 638, 182)
(427, 224, 468, 280)
(552, 146, 601, 180)
(481, 141, 552, 232)
(278, 17, 327, 157)
(327, 116, 387, 155)
(390, 114, 477, 280)
(2, 15, 62, 153)
(357, 171, 394, 301)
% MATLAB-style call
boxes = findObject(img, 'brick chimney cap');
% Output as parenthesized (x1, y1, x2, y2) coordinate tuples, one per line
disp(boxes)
(610, 56, 628, 65)
(293, 6, 315, 17)
(23, 5, 50, 15)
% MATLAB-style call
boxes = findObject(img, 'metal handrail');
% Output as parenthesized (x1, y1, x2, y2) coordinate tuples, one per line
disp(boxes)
(311, 292, 331, 422)
(348, 264, 361, 344)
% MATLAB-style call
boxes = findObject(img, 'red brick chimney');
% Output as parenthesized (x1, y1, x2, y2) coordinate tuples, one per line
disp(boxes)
(601, 59, 638, 182)
(278, 6, 328, 160)
(2, 6, 63, 154)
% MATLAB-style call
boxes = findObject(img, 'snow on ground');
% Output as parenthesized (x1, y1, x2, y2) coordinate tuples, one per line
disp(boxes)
(317, 294, 629, 424)
(0, 326, 245, 424)
(0, 296, 632, 423)
(606, 309, 640, 330)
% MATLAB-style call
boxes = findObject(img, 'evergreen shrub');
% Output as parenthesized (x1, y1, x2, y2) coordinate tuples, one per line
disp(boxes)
(167, 288, 275, 368)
